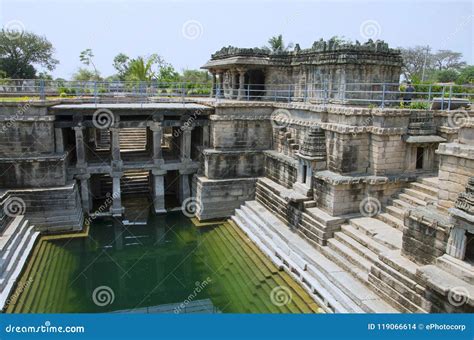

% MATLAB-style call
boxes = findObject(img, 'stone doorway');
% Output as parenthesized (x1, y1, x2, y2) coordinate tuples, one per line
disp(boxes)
(465, 233, 474, 265)
(246, 69, 265, 99)
(416, 147, 424, 169)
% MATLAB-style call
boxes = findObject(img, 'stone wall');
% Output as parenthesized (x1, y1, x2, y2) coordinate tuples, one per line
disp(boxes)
(193, 175, 257, 220)
(327, 131, 370, 174)
(263, 151, 297, 189)
(0, 157, 67, 188)
(203, 150, 264, 179)
(437, 142, 474, 209)
(402, 207, 452, 265)
(313, 172, 409, 216)
(0, 119, 56, 156)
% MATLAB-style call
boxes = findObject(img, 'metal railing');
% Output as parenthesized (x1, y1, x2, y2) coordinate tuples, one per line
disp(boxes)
(0, 79, 472, 109)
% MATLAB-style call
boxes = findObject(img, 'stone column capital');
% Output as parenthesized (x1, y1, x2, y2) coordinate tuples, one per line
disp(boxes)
(76, 173, 91, 180)
(73, 125, 85, 131)
(149, 121, 163, 132)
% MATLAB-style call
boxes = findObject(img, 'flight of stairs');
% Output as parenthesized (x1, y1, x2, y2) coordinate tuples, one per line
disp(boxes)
(273, 127, 299, 158)
(233, 175, 447, 313)
(99, 170, 150, 197)
(233, 200, 398, 313)
(4, 238, 78, 313)
(95, 128, 147, 152)
(377, 176, 440, 231)
(199, 221, 320, 313)
(318, 176, 442, 313)
(0, 215, 40, 310)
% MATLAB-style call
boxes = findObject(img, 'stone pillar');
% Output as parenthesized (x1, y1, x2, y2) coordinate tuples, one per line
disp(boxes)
(150, 122, 163, 163)
(237, 69, 246, 100)
(77, 174, 93, 213)
(178, 171, 191, 203)
(202, 124, 210, 148)
(210, 71, 216, 98)
(446, 227, 467, 260)
(297, 161, 305, 183)
(152, 169, 167, 214)
(55, 128, 65, 153)
(219, 72, 225, 97)
(110, 127, 122, 168)
(231, 70, 238, 99)
(215, 70, 223, 98)
(111, 172, 124, 216)
(180, 126, 193, 161)
(73, 125, 87, 168)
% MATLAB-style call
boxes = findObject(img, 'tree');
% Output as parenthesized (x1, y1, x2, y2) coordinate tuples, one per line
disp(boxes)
(181, 69, 210, 83)
(79, 49, 100, 78)
(112, 53, 130, 80)
(72, 68, 102, 81)
(157, 64, 180, 83)
(0, 29, 58, 78)
(267, 34, 293, 53)
(399, 46, 433, 81)
(456, 66, 474, 84)
(432, 50, 466, 71)
(126, 54, 165, 81)
(435, 69, 459, 83)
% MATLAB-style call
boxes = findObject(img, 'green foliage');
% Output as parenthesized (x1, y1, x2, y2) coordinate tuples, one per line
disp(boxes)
(435, 69, 459, 83)
(0, 29, 58, 78)
(126, 54, 164, 81)
(267, 35, 293, 52)
(72, 68, 102, 82)
(455, 66, 474, 85)
(112, 53, 130, 80)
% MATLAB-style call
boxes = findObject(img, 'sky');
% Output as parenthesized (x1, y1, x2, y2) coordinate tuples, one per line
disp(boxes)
(0, 0, 472, 79)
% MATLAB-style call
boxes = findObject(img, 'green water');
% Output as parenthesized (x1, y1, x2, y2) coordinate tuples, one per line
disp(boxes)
(8, 212, 319, 313)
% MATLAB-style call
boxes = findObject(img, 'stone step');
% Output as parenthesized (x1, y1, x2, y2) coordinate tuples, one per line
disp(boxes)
(0, 228, 39, 308)
(435, 254, 474, 285)
(303, 201, 317, 209)
(237, 201, 398, 313)
(0, 216, 27, 253)
(233, 210, 358, 313)
(368, 272, 428, 313)
(376, 213, 404, 231)
(340, 225, 392, 255)
(419, 176, 439, 188)
(379, 250, 420, 283)
(0, 219, 30, 272)
(403, 188, 435, 203)
(418, 265, 474, 308)
(399, 193, 428, 207)
(349, 217, 402, 250)
(392, 199, 412, 210)
(409, 182, 438, 196)
(386, 205, 405, 220)
(1, 227, 34, 284)
(326, 238, 372, 274)
(334, 230, 380, 264)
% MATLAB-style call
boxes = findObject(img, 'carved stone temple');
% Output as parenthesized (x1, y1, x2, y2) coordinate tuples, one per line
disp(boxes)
(0, 39, 473, 313)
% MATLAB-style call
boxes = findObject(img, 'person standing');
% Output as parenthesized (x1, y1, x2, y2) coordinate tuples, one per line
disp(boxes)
(403, 81, 415, 106)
